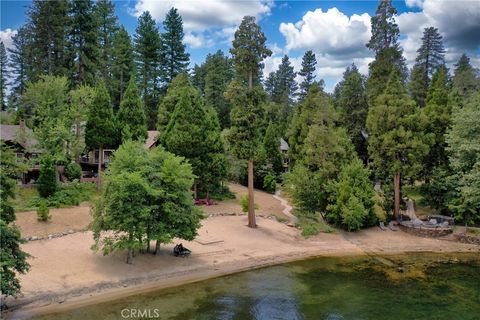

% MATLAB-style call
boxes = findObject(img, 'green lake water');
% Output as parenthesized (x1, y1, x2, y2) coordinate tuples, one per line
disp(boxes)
(26, 253, 480, 320)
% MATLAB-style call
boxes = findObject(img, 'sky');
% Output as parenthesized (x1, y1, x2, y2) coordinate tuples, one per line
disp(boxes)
(1, 0, 479, 92)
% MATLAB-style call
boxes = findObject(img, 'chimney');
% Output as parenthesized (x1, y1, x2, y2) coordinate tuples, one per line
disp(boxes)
(19, 119, 25, 129)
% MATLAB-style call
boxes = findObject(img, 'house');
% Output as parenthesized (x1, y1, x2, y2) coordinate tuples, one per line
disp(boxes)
(0, 120, 43, 184)
(79, 130, 160, 180)
(280, 138, 289, 172)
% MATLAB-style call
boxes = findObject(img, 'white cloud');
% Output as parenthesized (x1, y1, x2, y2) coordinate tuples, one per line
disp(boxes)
(279, 8, 371, 57)
(132, 0, 273, 48)
(276, 7, 373, 92)
(0, 28, 17, 51)
(398, 0, 480, 69)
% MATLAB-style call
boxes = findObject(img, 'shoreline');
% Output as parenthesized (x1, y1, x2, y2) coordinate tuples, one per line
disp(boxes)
(4, 215, 480, 319)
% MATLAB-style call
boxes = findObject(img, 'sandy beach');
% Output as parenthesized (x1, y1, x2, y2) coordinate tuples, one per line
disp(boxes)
(5, 213, 479, 319)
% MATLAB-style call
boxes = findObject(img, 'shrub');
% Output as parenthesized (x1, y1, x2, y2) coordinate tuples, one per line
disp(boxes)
(29, 182, 96, 208)
(37, 200, 50, 222)
(326, 158, 377, 231)
(240, 195, 259, 212)
(37, 155, 57, 198)
(263, 171, 277, 194)
(65, 163, 82, 181)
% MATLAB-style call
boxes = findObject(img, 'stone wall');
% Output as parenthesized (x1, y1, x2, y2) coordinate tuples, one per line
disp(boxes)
(454, 233, 480, 245)
(398, 224, 453, 238)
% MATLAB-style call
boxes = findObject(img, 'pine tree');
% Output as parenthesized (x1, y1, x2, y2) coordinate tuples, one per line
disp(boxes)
(67, 0, 99, 86)
(202, 51, 234, 129)
(270, 55, 298, 104)
(161, 8, 190, 84)
(85, 80, 118, 189)
(37, 155, 57, 198)
(408, 65, 428, 107)
(162, 84, 226, 198)
(94, 0, 119, 88)
(134, 11, 162, 129)
(27, 0, 69, 79)
(0, 42, 8, 110)
(366, 70, 431, 219)
(7, 27, 33, 106)
(334, 64, 369, 163)
(117, 78, 147, 142)
(422, 66, 451, 178)
(157, 73, 193, 136)
(298, 50, 317, 100)
(366, 0, 407, 103)
(263, 122, 283, 175)
(409, 27, 445, 107)
(288, 83, 337, 166)
(452, 54, 478, 99)
(229, 16, 271, 227)
(111, 26, 135, 110)
(0, 143, 30, 298)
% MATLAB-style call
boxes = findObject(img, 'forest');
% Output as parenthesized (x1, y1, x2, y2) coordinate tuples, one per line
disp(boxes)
(0, 0, 479, 297)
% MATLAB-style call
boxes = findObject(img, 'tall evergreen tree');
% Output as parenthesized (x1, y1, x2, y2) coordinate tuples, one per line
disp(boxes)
(111, 26, 135, 109)
(334, 64, 369, 163)
(117, 78, 147, 142)
(421, 66, 451, 178)
(263, 121, 283, 175)
(94, 0, 119, 88)
(27, 0, 69, 79)
(298, 50, 317, 100)
(204, 51, 234, 129)
(0, 143, 30, 298)
(366, 0, 406, 103)
(366, 70, 431, 219)
(67, 0, 99, 86)
(7, 27, 32, 105)
(161, 8, 190, 84)
(409, 27, 445, 107)
(134, 11, 162, 129)
(229, 16, 271, 228)
(85, 80, 118, 189)
(270, 55, 298, 103)
(157, 73, 192, 137)
(0, 42, 8, 110)
(452, 54, 478, 99)
(162, 83, 226, 198)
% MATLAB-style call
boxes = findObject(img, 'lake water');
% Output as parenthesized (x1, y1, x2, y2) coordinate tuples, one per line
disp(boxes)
(31, 253, 480, 320)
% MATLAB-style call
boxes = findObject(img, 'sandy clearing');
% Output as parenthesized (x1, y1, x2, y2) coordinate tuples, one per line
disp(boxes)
(5, 214, 479, 319)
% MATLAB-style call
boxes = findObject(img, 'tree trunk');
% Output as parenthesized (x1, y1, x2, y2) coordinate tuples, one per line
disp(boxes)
(97, 147, 103, 191)
(394, 172, 401, 220)
(248, 71, 253, 90)
(154, 241, 160, 255)
(194, 183, 198, 199)
(247, 159, 256, 228)
(126, 232, 134, 264)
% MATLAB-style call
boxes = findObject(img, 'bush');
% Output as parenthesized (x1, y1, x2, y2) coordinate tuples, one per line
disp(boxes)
(37, 155, 57, 198)
(240, 195, 259, 213)
(263, 172, 277, 194)
(326, 159, 377, 231)
(65, 163, 82, 181)
(30, 182, 96, 208)
(37, 200, 50, 222)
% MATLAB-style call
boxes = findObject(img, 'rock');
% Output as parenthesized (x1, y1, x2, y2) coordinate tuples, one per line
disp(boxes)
(31, 236, 38, 241)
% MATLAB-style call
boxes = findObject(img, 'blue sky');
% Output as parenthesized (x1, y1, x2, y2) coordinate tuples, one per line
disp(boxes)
(1, 0, 479, 92)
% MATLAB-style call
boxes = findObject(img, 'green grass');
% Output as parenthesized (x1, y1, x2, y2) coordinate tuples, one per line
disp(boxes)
(12, 187, 39, 212)
(466, 227, 480, 236)
(295, 209, 337, 238)
(13, 182, 98, 212)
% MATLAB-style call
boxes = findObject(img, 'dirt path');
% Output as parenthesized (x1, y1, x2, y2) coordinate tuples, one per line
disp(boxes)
(273, 189, 298, 226)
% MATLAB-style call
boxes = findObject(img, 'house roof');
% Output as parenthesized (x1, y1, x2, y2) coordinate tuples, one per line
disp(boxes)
(145, 130, 160, 149)
(280, 138, 289, 151)
(0, 123, 41, 152)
